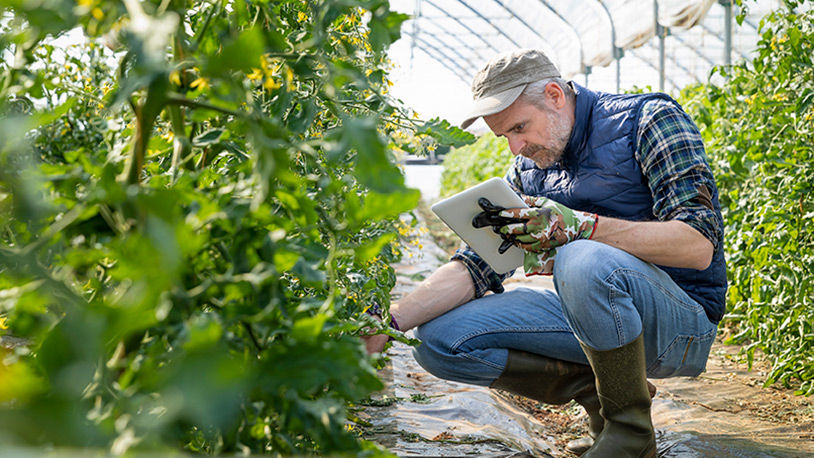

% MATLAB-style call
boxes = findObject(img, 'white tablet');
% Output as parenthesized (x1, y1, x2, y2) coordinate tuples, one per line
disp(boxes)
(431, 177, 528, 274)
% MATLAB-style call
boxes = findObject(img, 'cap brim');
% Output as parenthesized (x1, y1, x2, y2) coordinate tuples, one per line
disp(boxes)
(460, 84, 526, 129)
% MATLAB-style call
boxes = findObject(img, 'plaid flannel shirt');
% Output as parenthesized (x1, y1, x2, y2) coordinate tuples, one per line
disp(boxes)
(452, 98, 722, 298)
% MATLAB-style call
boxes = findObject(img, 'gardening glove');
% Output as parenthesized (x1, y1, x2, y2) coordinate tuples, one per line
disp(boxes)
(523, 248, 557, 276)
(471, 197, 519, 254)
(472, 196, 598, 276)
(474, 195, 598, 252)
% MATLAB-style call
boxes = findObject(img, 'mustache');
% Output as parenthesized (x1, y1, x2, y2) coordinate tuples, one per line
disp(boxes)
(520, 144, 544, 157)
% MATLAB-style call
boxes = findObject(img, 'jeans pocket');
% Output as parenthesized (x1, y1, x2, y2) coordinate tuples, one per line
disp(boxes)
(647, 328, 716, 378)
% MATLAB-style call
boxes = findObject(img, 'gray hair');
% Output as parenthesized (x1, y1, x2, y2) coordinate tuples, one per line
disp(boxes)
(518, 78, 575, 111)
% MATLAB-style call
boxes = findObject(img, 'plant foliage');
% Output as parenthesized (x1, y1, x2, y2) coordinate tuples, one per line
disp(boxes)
(680, 0, 814, 395)
(0, 0, 470, 454)
(439, 132, 514, 198)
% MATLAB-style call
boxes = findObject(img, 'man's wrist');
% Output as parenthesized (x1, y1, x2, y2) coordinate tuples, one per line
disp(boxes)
(365, 303, 400, 334)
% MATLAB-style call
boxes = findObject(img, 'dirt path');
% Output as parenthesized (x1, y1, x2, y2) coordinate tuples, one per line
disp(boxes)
(363, 211, 814, 457)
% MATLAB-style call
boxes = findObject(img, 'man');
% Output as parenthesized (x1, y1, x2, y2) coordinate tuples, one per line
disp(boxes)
(365, 49, 726, 457)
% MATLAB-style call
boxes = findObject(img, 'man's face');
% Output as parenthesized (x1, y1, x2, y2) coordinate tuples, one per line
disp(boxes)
(483, 95, 573, 169)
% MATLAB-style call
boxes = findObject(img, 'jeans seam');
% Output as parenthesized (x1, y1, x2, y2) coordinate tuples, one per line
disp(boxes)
(608, 284, 626, 347)
(459, 352, 505, 370)
(605, 268, 703, 314)
(449, 327, 574, 353)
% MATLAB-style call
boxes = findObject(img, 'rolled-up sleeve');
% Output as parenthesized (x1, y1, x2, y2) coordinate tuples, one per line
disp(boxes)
(451, 247, 513, 297)
(636, 99, 723, 252)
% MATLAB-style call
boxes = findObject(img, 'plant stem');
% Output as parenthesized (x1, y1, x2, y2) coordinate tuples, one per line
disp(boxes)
(166, 93, 245, 118)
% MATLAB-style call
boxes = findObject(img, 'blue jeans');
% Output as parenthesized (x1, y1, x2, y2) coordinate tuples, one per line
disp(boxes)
(413, 240, 718, 387)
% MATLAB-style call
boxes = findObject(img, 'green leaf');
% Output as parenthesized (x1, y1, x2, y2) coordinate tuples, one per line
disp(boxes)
(345, 189, 420, 229)
(341, 116, 405, 193)
(354, 233, 395, 263)
(205, 26, 265, 75)
(367, 9, 410, 53)
(418, 117, 477, 148)
(193, 128, 229, 146)
(291, 314, 328, 344)
(32, 97, 76, 127)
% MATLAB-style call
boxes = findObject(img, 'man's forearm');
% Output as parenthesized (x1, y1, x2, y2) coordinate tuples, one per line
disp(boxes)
(592, 217, 713, 270)
(390, 260, 476, 331)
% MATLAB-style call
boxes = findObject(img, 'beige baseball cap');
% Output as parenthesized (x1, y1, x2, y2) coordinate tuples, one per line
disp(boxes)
(461, 49, 561, 129)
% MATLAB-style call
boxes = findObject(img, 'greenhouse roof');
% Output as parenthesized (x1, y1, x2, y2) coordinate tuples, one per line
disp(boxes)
(386, 0, 785, 126)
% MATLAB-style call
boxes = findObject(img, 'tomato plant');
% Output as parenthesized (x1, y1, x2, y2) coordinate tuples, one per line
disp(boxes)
(0, 0, 471, 454)
(680, 0, 814, 396)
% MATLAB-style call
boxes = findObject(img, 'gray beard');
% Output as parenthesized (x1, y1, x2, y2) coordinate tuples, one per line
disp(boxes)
(520, 109, 571, 168)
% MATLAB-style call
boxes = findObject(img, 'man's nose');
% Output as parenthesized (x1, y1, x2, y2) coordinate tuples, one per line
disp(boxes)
(507, 136, 523, 156)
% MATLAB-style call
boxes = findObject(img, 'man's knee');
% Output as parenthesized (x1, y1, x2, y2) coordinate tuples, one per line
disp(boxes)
(412, 323, 458, 381)
(553, 240, 632, 316)
(412, 322, 504, 386)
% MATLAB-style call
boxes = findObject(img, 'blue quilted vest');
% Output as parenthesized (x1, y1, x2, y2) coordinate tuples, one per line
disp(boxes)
(513, 83, 727, 323)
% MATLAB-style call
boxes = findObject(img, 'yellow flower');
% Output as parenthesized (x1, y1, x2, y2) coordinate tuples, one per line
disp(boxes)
(283, 67, 295, 90)
(263, 78, 282, 90)
(0, 317, 8, 330)
(161, 130, 174, 142)
(76, 0, 93, 8)
(297, 11, 308, 22)
(91, 7, 104, 20)
(190, 77, 209, 90)
(169, 70, 182, 86)
(101, 82, 111, 95)
(247, 68, 263, 81)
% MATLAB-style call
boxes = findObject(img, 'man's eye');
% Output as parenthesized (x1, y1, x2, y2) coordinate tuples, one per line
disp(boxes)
(514, 124, 525, 132)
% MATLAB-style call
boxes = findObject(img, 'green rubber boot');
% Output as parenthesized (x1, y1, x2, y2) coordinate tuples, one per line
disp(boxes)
(565, 378, 657, 455)
(579, 334, 657, 458)
(488, 350, 602, 454)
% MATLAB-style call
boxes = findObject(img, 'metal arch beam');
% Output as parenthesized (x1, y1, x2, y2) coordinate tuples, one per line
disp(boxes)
(417, 16, 494, 63)
(493, 0, 585, 78)
(625, 48, 681, 90)
(591, 0, 623, 92)
(423, 0, 503, 55)
(416, 51, 471, 85)
(411, 36, 474, 80)
(722, 0, 732, 68)
(417, 31, 482, 75)
(641, 39, 702, 87)
(533, 0, 585, 65)
(697, 23, 750, 61)
(412, 45, 471, 84)
(450, 0, 525, 50)
(669, 33, 717, 67)
(406, 33, 474, 84)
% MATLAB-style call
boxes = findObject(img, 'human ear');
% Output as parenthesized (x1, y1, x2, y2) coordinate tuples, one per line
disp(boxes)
(544, 82, 565, 109)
